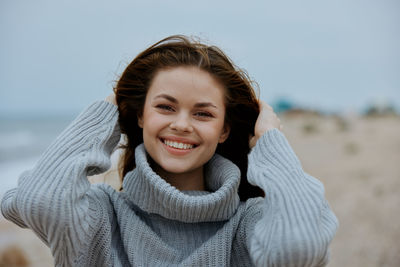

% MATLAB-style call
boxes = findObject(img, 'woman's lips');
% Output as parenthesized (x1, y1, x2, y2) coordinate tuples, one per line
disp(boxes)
(159, 136, 199, 146)
(159, 137, 198, 156)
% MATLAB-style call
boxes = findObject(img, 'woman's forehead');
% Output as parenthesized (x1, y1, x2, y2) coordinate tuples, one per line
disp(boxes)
(147, 67, 226, 104)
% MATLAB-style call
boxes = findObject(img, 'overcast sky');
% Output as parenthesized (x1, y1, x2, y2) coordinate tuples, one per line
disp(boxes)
(1, 0, 399, 116)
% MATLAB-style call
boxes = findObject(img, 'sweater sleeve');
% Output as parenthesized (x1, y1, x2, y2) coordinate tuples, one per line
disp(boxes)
(246, 129, 338, 267)
(0, 101, 120, 264)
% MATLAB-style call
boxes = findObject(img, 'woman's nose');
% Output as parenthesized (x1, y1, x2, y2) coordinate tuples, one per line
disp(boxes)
(169, 114, 193, 133)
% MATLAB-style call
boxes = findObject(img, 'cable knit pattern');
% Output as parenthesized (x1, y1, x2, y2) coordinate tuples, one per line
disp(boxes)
(1, 101, 338, 266)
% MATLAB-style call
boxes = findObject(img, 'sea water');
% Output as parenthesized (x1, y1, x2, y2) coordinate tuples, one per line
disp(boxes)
(0, 115, 74, 196)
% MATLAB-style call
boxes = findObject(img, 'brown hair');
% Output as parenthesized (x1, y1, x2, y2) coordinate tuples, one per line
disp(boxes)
(115, 35, 264, 201)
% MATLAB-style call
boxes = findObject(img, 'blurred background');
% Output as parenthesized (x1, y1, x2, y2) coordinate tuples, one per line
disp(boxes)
(1, 0, 399, 266)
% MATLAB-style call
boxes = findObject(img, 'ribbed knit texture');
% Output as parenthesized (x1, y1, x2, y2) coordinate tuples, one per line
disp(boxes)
(1, 101, 338, 266)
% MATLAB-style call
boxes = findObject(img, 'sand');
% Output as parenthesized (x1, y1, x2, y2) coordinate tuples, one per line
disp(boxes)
(1, 114, 399, 266)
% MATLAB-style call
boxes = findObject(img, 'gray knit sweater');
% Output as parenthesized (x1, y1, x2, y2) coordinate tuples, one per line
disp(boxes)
(1, 101, 338, 266)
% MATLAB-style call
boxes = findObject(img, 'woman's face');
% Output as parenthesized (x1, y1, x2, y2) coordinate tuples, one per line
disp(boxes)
(139, 66, 230, 177)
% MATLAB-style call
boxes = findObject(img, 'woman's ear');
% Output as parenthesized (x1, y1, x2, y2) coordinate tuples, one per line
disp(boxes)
(137, 115, 143, 128)
(218, 124, 230, 143)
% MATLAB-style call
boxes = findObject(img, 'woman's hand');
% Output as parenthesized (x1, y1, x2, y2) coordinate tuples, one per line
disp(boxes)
(249, 100, 283, 148)
(105, 92, 117, 106)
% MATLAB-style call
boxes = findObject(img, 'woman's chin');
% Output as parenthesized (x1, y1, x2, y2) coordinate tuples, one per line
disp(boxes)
(159, 165, 193, 175)
(155, 161, 204, 178)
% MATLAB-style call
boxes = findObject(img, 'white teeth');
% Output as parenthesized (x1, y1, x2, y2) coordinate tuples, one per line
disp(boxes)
(163, 139, 194, 150)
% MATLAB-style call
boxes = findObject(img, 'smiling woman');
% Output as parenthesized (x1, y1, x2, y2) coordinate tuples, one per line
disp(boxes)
(138, 67, 229, 190)
(116, 35, 265, 200)
(1, 35, 338, 266)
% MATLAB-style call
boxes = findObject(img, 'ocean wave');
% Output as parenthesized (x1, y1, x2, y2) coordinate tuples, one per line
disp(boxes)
(0, 157, 39, 197)
(0, 131, 36, 150)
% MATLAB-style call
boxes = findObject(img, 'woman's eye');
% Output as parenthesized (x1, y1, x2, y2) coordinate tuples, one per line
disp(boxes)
(156, 104, 174, 111)
(195, 111, 213, 118)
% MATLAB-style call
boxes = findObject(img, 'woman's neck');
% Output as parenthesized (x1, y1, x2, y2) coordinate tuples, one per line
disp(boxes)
(151, 162, 206, 191)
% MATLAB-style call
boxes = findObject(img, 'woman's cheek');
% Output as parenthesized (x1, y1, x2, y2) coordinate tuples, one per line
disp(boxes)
(201, 123, 225, 143)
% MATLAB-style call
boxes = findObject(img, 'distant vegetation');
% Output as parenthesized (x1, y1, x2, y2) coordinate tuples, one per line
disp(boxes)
(271, 97, 399, 117)
(364, 103, 398, 116)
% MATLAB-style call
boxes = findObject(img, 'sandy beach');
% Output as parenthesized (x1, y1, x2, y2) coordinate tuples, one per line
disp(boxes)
(1, 114, 399, 266)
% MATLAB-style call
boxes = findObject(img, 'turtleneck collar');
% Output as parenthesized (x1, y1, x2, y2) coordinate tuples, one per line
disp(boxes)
(122, 144, 241, 223)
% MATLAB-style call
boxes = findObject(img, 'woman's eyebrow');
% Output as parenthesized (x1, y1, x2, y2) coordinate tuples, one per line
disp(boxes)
(154, 94, 177, 103)
(154, 94, 217, 109)
(194, 102, 217, 109)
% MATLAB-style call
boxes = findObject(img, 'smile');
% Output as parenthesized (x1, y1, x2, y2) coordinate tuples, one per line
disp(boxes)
(162, 139, 195, 150)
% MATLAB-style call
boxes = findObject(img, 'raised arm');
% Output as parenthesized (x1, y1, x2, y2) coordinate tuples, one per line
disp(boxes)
(1, 96, 120, 262)
(245, 101, 338, 266)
